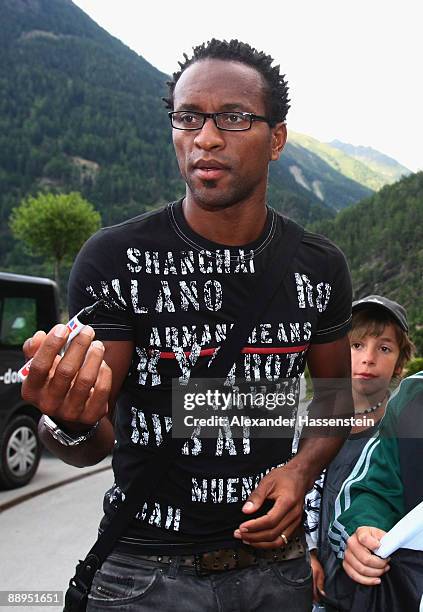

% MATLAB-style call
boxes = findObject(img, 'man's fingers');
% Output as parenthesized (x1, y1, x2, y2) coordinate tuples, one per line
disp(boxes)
(241, 534, 291, 550)
(70, 341, 105, 398)
(239, 495, 298, 534)
(237, 503, 300, 542)
(241, 538, 282, 550)
(63, 342, 110, 423)
(241, 482, 268, 515)
(47, 326, 95, 407)
(237, 514, 301, 549)
(238, 527, 280, 543)
(21, 323, 112, 428)
(23, 330, 46, 359)
(82, 360, 112, 423)
(22, 324, 69, 398)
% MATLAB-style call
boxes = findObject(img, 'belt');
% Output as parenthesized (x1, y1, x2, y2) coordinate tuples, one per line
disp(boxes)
(132, 534, 306, 574)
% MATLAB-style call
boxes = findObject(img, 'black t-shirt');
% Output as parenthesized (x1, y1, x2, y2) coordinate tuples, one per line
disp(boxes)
(69, 199, 352, 553)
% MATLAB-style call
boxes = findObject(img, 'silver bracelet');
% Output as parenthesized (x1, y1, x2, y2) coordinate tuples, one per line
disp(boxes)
(42, 415, 99, 447)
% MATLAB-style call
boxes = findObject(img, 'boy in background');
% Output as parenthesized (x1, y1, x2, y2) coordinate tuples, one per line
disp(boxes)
(305, 295, 414, 610)
(329, 371, 423, 610)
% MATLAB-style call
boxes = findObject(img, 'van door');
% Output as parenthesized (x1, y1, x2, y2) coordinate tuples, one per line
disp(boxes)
(0, 276, 59, 488)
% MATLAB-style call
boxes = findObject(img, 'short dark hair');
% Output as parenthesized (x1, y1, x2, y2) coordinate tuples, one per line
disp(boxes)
(163, 39, 290, 126)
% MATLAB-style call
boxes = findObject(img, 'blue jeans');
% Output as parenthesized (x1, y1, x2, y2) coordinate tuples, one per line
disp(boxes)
(87, 549, 313, 611)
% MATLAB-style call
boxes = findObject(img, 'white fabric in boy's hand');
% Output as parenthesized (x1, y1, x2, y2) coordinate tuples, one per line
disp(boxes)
(375, 500, 423, 558)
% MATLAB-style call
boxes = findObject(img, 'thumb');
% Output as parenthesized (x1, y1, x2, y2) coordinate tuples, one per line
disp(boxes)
(23, 330, 46, 359)
(242, 479, 268, 513)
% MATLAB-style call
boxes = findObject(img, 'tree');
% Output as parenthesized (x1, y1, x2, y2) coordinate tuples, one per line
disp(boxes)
(10, 192, 101, 287)
(405, 357, 423, 377)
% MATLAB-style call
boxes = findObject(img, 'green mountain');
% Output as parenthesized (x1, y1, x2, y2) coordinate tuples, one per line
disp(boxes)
(0, 0, 181, 268)
(329, 140, 411, 184)
(289, 131, 388, 192)
(280, 135, 373, 210)
(0, 1, 373, 246)
(312, 171, 423, 353)
(0, 0, 402, 270)
(1, 1, 420, 353)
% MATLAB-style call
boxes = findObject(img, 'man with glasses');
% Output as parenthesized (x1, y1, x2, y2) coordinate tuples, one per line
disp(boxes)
(23, 39, 352, 611)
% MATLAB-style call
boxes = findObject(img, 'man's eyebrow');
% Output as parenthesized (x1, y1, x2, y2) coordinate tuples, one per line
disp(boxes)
(173, 102, 254, 112)
(220, 103, 253, 111)
(173, 103, 202, 111)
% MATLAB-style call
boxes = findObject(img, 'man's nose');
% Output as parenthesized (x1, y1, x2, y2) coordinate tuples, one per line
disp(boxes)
(193, 117, 225, 150)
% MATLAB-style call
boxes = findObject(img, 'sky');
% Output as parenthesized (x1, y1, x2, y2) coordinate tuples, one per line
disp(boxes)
(73, 0, 422, 172)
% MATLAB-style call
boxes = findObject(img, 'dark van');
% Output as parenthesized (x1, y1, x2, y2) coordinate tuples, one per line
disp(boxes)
(0, 272, 60, 488)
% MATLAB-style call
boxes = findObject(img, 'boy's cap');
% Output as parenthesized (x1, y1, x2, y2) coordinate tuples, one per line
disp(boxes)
(352, 295, 408, 333)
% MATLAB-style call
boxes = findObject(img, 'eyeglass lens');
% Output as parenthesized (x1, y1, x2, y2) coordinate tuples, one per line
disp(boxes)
(171, 112, 252, 130)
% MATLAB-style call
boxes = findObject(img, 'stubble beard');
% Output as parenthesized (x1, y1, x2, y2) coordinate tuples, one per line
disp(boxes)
(185, 174, 263, 212)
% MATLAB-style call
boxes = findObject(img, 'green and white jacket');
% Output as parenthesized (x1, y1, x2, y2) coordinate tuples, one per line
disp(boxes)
(329, 371, 423, 559)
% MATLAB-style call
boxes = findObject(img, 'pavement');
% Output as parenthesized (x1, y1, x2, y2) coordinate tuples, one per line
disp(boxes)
(0, 452, 112, 512)
(1, 468, 113, 611)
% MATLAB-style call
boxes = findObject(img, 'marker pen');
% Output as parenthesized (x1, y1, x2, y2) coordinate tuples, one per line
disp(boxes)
(18, 299, 104, 381)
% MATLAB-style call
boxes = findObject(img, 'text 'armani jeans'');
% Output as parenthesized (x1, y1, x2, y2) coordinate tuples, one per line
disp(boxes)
(87, 549, 313, 611)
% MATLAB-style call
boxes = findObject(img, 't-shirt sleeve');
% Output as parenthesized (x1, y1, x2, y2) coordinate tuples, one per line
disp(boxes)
(311, 241, 352, 344)
(68, 228, 135, 341)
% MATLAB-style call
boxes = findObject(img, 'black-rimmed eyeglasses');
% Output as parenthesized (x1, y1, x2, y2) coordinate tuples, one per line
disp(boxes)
(168, 111, 271, 131)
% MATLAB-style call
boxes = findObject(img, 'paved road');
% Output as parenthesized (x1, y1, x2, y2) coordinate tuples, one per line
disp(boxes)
(1, 468, 114, 611)
(0, 453, 112, 510)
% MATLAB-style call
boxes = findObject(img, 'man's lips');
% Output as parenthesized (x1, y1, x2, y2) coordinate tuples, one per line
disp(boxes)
(192, 160, 229, 180)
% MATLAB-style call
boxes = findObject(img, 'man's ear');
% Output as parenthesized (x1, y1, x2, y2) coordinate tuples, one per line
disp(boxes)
(270, 123, 287, 161)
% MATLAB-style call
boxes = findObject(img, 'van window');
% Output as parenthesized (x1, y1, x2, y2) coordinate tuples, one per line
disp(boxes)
(0, 297, 37, 347)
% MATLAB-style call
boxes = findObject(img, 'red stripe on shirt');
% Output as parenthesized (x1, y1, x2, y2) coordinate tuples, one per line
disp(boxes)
(159, 344, 309, 359)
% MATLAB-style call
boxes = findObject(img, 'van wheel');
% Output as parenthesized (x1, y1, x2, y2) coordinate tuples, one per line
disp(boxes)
(0, 415, 42, 489)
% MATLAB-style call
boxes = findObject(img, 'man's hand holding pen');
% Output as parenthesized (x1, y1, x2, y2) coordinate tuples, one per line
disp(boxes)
(21, 321, 111, 430)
